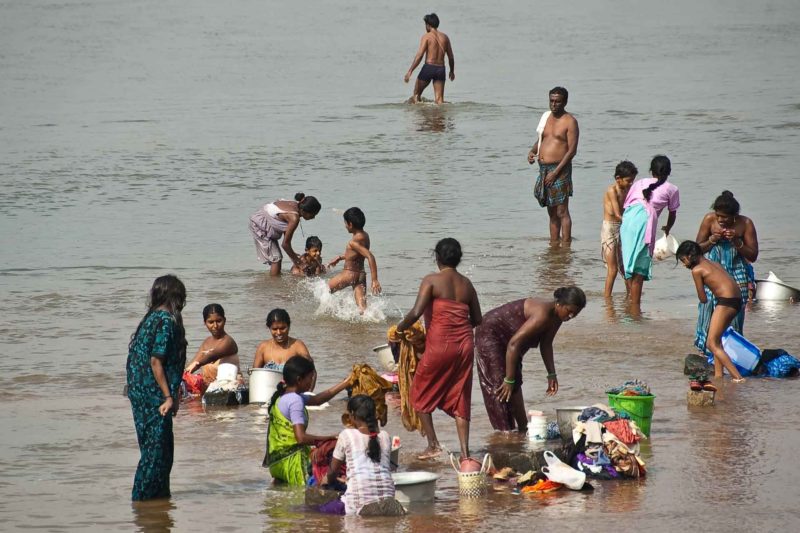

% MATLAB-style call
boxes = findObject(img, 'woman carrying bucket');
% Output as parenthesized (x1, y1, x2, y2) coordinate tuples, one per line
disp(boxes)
(475, 287, 586, 433)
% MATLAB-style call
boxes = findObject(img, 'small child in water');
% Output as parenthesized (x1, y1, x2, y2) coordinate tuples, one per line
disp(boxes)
(184, 304, 240, 393)
(602, 161, 637, 296)
(676, 241, 745, 382)
(291, 236, 326, 277)
(327, 207, 382, 313)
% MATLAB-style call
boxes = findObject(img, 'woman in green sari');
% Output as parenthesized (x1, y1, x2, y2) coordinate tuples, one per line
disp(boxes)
(262, 355, 350, 485)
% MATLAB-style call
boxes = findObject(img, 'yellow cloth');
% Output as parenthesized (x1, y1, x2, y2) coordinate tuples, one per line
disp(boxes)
(387, 322, 426, 435)
(348, 363, 394, 426)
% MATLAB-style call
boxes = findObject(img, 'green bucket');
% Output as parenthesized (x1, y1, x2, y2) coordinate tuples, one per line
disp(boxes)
(606, 393, 655, 436)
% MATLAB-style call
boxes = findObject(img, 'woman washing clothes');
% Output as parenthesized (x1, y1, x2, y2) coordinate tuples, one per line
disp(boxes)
(694, 191, 759, 356)
(475, 287, 586, 433)
(249, 192, 322, 276)
(395, 238, 482, 463)
(263, 356, 350, 486)
(183, 304, 239, 393)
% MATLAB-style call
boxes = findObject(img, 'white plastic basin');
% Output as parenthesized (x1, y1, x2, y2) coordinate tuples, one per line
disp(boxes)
(392, 471, 439, 503)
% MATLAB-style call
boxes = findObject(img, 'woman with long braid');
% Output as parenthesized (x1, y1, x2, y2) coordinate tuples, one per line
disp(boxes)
(620, 155, 681, 305)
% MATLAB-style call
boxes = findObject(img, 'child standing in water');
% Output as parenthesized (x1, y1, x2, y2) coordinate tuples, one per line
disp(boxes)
(184, 304, 239, 392)
(676, 241, 745, 382)
(291, 236, 326, 277)
(327, 207, 382, 313)
(602, 161, 637, 296)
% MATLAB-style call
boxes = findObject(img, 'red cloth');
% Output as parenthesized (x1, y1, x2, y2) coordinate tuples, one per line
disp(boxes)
(310, 438, 345, 483)
(603, 419, 640, 445)
(411, 299, 475, 419)
(182, 371, 206, 395)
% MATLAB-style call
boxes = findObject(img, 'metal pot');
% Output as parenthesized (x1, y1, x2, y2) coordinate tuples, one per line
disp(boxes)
(555, 406, 588, 442)
(372, 344, 398, 372)
(755, 279, 800, 301)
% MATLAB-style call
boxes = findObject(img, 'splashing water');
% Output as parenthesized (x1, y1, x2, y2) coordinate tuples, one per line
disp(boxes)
(300, 278, 391, 323)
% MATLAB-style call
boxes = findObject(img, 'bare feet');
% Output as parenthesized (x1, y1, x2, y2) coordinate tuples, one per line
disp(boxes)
(732, 377, 746, 383)
(416, 446, 441, 460)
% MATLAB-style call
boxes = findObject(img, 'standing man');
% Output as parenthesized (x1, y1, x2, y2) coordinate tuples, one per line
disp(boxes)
(528, 87, 580, 243)
(404, 13, 455, 104)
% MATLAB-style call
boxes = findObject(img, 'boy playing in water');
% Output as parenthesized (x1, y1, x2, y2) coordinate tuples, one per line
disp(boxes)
(327, 207, 382, 313)
(602, 161, 637, 296)
(677, 240, 745, 382)
(291, 236, 326, 277)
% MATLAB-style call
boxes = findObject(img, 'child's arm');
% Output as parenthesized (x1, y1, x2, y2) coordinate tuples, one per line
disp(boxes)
(327, 254, 345, 269)
(608, 188, 623, 219)
(350, 240, 381, 295)
(692, 268, 708, 303)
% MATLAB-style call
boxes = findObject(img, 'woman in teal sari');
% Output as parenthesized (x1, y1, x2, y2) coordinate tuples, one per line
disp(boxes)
(694, 191, 759, 355)
(262, 356, 350, 485)
(126, 275, 188, 501)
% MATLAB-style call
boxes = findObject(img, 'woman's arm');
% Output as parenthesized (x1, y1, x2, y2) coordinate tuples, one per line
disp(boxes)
(150, 356, 175, 416)
(396, 278, 434, 332)
(281, 215, 302, 266)
(495, 312, 548, 402)
(539, 326, 560, 396)
(662, 210, 677, 235)
(468, 282, 482, 328)
(292, 423, 337, 445)
(736, 218, 759, 263)
(305, 378, 350, 406)
(187, 336, 238, 371)
(252, 343, 266, 369)
(324, 457, 345, 486)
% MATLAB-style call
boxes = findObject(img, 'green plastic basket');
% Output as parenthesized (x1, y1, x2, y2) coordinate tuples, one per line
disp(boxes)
(606, 393, 655, 436)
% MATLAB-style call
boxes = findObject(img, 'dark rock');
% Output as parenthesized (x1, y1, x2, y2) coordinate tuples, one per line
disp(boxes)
(684, 353, 712, 376)
(358, 498, 407, 516)
(202, 388, 249, 406)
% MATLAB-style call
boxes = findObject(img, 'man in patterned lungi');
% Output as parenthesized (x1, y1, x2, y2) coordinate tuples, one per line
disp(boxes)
(528, 87, 580, 243)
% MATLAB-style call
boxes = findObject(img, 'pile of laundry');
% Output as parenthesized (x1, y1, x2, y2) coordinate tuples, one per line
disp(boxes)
(606, 379, 651, 396)
(569, 404, 647, 479)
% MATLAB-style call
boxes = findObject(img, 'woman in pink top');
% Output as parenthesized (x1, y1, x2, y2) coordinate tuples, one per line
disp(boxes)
(620, 155, 680, 304)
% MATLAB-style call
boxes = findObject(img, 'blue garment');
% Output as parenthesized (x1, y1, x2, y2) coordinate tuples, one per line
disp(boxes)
(765, 354, 800, 378)
(694, 239, 749, 356)
(126, 310, 184, 501)
(620, 203, 652, 280)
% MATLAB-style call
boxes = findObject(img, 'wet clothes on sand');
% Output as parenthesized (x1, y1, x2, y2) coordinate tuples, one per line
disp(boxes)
(620, 177, 680, 280)
(694, 239, 749, 356)
(475, 299, 533, 431)
(387, 322, 426, 434)
(348, 364, 393, 427)
(126, 310, 185, 501)
(333, 428, 395, 515)
(264, 393, 310, 486)
(534, 162, 573, 207)
(249, 201, 291, 265)
(410, 299, 475, 420)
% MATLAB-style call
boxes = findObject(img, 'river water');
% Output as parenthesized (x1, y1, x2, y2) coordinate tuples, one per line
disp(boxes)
(2, 0, 800, 531)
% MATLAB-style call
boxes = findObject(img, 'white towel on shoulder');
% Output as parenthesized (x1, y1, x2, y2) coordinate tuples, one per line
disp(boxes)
(534, 111, 551, 162)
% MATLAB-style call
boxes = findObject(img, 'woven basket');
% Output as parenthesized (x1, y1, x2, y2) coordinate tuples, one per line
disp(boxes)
(450, 454, 491, 498)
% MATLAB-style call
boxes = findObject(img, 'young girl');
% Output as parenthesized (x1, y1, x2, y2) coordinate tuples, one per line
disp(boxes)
(323, 395, 397, 515)
(252, 308, 312, 368)
(263, 356, 350, 486)
(184, 304, 239, 391)
(677, 241, 745, 383)
(620, 155, 680, 305)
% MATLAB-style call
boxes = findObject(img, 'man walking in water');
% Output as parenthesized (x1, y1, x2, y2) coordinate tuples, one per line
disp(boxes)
(528, 87, 580, 243)
(404, 13, 455, 104)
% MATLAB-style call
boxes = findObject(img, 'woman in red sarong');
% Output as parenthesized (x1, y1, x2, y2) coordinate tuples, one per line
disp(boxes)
(395, 238, 482, 462)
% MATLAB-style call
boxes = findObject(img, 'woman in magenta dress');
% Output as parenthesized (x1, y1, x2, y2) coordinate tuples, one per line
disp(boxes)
(475, 287, 586, 433)
(395, 238, 482, 461)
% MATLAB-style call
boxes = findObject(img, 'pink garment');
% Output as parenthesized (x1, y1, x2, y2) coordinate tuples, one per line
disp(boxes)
(623, 177, 680, 253)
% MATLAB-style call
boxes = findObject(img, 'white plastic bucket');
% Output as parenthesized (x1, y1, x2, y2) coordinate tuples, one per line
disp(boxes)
(216, 363, 237, 382)
(527, 414, 548, 442)
(248, 367, 283, 403)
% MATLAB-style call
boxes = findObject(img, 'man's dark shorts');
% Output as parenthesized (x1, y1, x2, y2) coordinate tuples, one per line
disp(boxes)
(418, 64, 446, 82)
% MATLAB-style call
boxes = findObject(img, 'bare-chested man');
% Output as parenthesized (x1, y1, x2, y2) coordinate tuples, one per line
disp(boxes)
(528, 87, 580, 243)
(404, 13, 454, 104)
